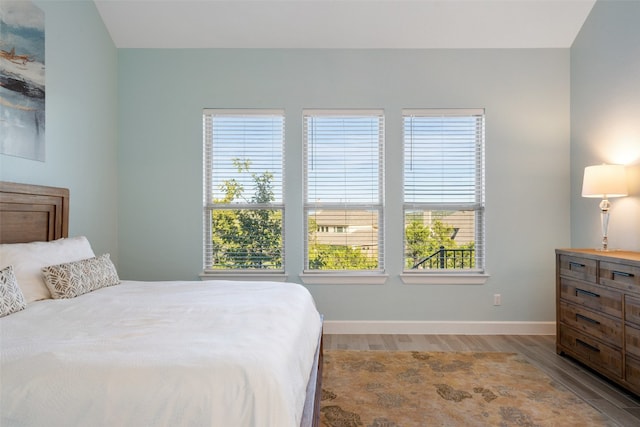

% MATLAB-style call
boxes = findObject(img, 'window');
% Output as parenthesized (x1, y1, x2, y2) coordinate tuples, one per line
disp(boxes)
(303, 110, 384, 272)
(403, 109, 485, 274)
(203, 110, 284, 272)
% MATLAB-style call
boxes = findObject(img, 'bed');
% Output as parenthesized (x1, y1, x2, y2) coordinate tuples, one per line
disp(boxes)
(0, 181, 323, 427)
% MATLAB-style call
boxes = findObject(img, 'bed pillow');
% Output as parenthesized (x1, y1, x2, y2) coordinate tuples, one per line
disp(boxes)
(0, 265, 27, 317)
(42, 253, 120, 299)
(0, 236, 95, 303)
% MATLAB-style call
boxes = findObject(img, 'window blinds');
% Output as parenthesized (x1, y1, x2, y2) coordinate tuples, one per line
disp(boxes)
(403, 109, 484, 206)
(403, 109, 485, 272)
(203, 109, 284, 206)
(203, 109, 285, 271)
(304, 110, 384, 206)
(303, 110, 385, 271)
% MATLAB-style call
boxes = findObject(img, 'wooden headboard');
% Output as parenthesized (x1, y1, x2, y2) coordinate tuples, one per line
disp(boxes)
(0, 182, 69, 244)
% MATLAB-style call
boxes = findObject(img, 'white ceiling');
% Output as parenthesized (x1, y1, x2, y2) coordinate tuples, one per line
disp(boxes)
(94, 0, 597, 49)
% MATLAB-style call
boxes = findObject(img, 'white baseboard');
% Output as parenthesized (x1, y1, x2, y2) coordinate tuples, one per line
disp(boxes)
(323, 320, 556, 335)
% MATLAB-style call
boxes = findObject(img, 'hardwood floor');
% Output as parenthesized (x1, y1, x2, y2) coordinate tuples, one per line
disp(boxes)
(323, 334, 640, 426)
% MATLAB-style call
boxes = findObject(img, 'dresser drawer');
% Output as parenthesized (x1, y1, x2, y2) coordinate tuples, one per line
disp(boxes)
(559, 327, 622, 378)
(626, 325, 640, 359)
(559, 277, 622, 318)
(600, 261, 640, 293)
(558, 255, 597, 282)
(559, 301, 622, 347)
(625, 354, 640, 394)
(626, 296, 640, 327)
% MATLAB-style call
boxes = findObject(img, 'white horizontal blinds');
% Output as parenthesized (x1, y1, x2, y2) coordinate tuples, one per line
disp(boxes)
(305, 110, 383, 205)
(203, 109, 285, 271)
(403, 109, 485, 272)
(303, 110, 384, 272)
(204, 109, 284, 206)
(404, 109, 484, 206)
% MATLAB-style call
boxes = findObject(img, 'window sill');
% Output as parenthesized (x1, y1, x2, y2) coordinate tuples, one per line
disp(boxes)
(400, 272, 490, 285)
(200, 271, 288, 282)
(300, 272, 389, 285)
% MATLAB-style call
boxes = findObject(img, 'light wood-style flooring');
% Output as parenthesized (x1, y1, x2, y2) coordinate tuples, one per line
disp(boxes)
(323, 334, 640, 426)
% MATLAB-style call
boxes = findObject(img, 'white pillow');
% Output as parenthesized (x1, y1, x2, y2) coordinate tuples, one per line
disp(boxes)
(0, 236, 95, 303)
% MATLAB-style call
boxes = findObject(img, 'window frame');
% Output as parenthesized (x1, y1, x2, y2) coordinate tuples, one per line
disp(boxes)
(400, 108, 489, 285)
(201, 109, 287, 281)
(300, 109, 387, 284)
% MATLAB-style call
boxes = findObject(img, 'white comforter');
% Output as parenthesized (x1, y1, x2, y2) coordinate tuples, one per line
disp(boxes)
(1, 280, 322, 427)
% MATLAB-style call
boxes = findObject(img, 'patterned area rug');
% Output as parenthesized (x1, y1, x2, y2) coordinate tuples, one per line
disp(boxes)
(320, 350, 610, 427)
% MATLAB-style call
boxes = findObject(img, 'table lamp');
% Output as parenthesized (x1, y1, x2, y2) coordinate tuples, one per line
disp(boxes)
(581, 164, 628, 251)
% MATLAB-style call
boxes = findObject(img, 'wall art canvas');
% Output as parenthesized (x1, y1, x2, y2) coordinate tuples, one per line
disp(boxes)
(0, 0, 45, 161)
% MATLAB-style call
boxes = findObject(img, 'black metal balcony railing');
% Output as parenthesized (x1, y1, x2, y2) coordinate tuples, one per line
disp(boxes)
(411, 246, 475, 269)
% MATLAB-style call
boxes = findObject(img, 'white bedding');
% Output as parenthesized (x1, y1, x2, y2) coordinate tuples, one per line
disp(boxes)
(0, 280, 322, 427)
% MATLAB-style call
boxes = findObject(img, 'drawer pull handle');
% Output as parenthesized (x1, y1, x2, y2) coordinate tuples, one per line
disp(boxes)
(576, 339, 600, 353)
(612, 270, 634, 278)
(576, 288, 600, 298)
(576, 313, 600, 325)
(569, 261, 586, 270)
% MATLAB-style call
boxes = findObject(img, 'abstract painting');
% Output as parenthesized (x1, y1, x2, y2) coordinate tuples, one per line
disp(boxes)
(0, 0, 45, 161)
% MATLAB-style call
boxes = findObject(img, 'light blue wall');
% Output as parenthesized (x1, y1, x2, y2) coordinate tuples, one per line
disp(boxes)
(2, 0, 635, 323)
(0, 1, 119, 259)
(0, 1, 578, 323)
(118, 48, 570, 322)
(571, 0, 640, 251)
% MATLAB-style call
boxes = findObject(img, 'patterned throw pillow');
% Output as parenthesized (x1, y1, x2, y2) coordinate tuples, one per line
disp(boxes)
(42, 254, 120, 299)
(1, 265, 27, 317)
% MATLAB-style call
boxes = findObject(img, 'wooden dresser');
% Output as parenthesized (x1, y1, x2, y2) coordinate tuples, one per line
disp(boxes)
(556, 249, 640, 395)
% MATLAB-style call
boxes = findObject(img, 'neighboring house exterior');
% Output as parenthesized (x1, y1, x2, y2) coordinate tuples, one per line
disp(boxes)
(311, 210, 379, 259)
(311, 209, 475, 258)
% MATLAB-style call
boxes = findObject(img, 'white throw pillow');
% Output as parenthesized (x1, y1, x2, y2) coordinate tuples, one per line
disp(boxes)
(42, 254, 120, 299)
(0, 265, 27, 317)
(0, 236, 95, 303)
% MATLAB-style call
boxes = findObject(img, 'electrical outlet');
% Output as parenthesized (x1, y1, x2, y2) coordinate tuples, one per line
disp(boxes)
(493, 294, 501, 306)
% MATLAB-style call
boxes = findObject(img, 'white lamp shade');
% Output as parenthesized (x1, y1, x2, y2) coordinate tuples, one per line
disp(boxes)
(582, 164, 628, 198)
